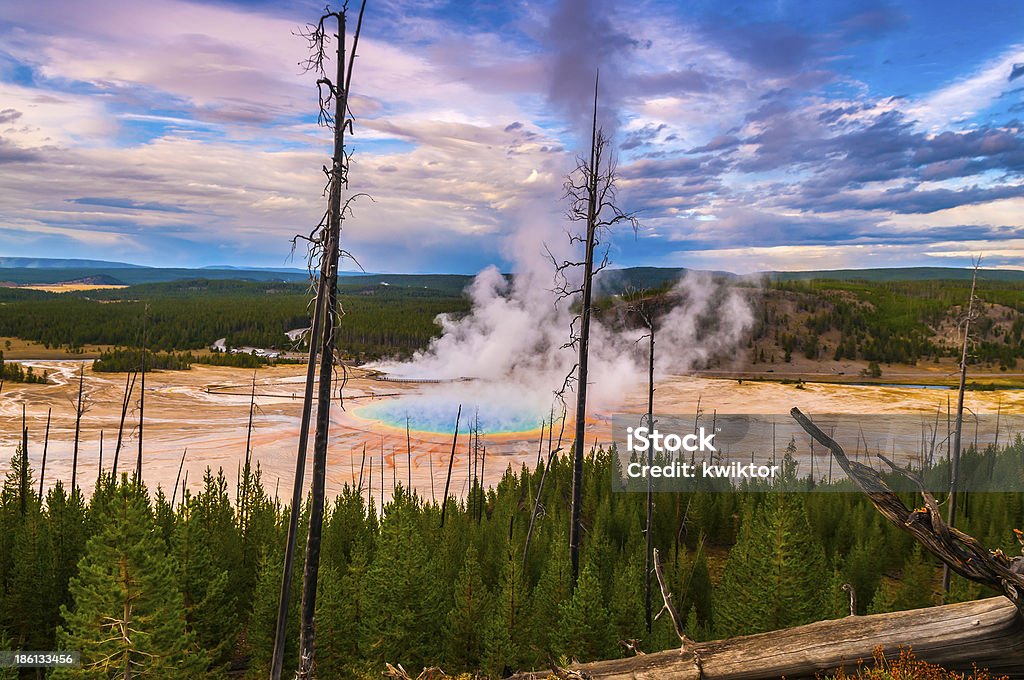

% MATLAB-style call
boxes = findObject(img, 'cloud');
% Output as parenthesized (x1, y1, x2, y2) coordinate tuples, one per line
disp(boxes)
(0, 0, 1022, 274)
(908, 43, 1024, 129)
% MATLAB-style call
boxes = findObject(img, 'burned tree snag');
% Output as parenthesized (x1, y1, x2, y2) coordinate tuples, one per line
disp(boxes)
(112, 369, 136, 479)
(71, 365, 85, 495)
(275, 3, 368, 678)
(944, 257, 981, 591)
(440, 405, 462, 527)
(554, 73, 637, 589)
(38, 407, 50, 498)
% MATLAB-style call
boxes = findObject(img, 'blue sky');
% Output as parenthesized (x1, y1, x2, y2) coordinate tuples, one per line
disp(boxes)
(1, 0, 1023, 273)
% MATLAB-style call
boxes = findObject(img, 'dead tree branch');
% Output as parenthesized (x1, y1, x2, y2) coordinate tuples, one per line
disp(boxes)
(790, 407, 1024, 614)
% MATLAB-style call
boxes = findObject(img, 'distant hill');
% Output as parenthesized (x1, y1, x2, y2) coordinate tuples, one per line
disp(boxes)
(0, 266, 312, 285)
(1, 257, 1021, 288)
(767, 267, 1024, 283)
(0, 257, 146, 269)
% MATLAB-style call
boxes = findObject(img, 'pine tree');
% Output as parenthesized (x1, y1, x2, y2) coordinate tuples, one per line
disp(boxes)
(444, 544, 489, 671)
(314, 541, 370, 679)
(682, 543, 714, 636)
(247, 545, 299, 679)
(54, 483, 208, 678)
(482, 541, 526, 676)
(47, 481, 90, 623)
(528, 530, 572, 657)
(869, 548, 936, 614)
(715, 492, 828, 637)
(607, 550, 644, 652)
(557, 560, 614, 662)
(360, 500, 443, 669)
(171, 496, 239, 673)
(5, 500, 57, 651)
(0, 629, 16, 680)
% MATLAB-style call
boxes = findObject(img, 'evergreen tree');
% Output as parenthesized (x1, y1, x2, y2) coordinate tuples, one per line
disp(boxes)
(54, 483, 207, 678)
(314, 541, 371, 679)
(360, 497, 443, 669)
(0, 629, 15, 680)
(483, 540, 528, 677)
(5, 501, 57, 651)
(715, 493, 827, 637)
(607, 550, 644, 652)
(557, 560, 614, 662)
(528, 530, 572, 657)
(47, 481, 90, 623)
(247, 545, 299, 679)
(171, 496, 239, 673)
(444, 544, 489, 671)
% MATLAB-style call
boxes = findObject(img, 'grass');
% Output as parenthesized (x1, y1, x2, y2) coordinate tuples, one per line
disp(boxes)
(823, 647, 1008, 680)
(0, 337, 114, 360)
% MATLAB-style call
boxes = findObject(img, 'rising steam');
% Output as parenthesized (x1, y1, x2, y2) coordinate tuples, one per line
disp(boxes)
(370, 0, 754, 427)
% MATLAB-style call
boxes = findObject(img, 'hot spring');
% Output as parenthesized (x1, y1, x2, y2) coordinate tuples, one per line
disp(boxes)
(354, 384, 549, 435)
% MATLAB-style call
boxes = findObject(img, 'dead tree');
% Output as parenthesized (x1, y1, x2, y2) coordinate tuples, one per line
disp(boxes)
(552, 73, 637, 588)
(512, 597, 1024, 679)
(112, 369, 136, 478)
(944, 257, 982, 591)
(38, 407, 50, 498)
(137, 305, 148, 481)
(171, 448, 188, 508)
(789, 407, 1023, 613)
(287, 4, 367, 677)
(71, 365, 86, 495)
(20, 404, 28, 515)
(440, 405, 462, 527)
(271, 184, 331, 680)
(620, 286, 659, 632)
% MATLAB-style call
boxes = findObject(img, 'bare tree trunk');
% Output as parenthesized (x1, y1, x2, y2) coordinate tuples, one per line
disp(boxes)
(137, 308, 147, 481)
(478, 444, 486, 523)
(271, 262, 327, 680)
(944, 260, 979, 591)
(569, 75, 601, 589)
(171, 448, 187, 508)
(96, 430, 103, 485)
(440, 405, 462, 527)
(71, 366, 84, 496)
(112, 370, 136, 479)
(240, 371, 257, 534)
(295, 3, 366, 675)
(20, 404, 28, 515)
(644, 326, 655, 633)
(38, 407, 50, 499)
(523, 411, 565, 570)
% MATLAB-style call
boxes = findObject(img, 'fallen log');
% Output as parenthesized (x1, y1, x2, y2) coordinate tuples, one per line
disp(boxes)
(515, 597, 1024, 679)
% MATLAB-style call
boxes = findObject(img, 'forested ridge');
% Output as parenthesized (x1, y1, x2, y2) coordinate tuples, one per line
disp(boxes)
(2, 276, 1023, 373)
(1, 438, 1021, 678)
(0, 279, 470, 362)
(757, 279, 1024, 369)
(601, 276, 1024, 372)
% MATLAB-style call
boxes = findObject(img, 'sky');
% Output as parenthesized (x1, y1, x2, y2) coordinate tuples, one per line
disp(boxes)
(1, 0, 1023, 273)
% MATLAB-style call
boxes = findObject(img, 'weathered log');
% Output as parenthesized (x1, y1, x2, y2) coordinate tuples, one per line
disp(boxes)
(515, 597, 1024, 679)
